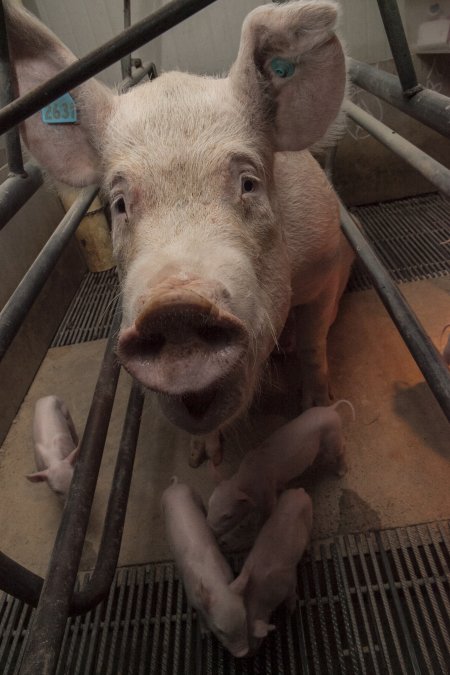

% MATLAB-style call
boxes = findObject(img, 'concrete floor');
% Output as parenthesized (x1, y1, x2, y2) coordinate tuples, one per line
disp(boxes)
(0, 277, 449, 577)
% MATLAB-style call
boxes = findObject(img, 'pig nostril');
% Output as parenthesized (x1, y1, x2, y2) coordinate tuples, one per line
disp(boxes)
(196, 324, 230, 347)
(138, 333, 166, 358)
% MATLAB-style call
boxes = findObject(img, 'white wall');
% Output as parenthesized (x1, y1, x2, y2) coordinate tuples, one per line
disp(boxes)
(23, 0, 415, 87)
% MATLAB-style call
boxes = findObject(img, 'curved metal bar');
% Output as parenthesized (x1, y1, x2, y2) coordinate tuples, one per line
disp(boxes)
(0, 185, 98, 362)
(0, 0, 219, 135)
(340, 204, 450, 423)
(0, 552, 42, 607)
(0, 381, 144, 617)
(19, 311, 122, 675)
(348, 59, 450, 140)
(343, 100, 450, 199)
(0, 162, 43, 231)
(71, 381, 144, 615)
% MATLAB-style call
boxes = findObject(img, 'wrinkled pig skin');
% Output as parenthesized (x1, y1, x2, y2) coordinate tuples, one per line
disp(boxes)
(26, 396, 79, 499)
(161, 478, 249, 657)
(230, 488, 312, 652)
(207, 401, 352, 547)
(6, 1, 353, 444)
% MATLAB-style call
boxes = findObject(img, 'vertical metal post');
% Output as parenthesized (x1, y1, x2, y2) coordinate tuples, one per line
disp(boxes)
(121, 0, 132, 79)
(376, 0, 421, 96)
(0, 0, 25, 175)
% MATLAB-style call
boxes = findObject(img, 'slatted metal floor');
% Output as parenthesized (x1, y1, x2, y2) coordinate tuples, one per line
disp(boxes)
(1, 521, 449, 674)
(348, 192, 450, 291)
(51, 267, 120, 347)
(51, 192, 450, 347)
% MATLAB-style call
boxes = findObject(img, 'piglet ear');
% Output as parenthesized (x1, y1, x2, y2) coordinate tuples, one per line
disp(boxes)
(208, 460, 225, 484)
(229, 570, 249, 596)
(253, 619, 276, 639)
(229, 0, 346, 151)
(236, 490, 256, 507)
(67, 447, 79, 466)
(26, 470, 49, 483)
(4, 1, 114, 186)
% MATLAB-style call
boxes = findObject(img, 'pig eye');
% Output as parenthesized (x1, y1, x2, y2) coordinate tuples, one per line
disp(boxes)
(112, 196, 127, 216)
(241, 177, 256, 194)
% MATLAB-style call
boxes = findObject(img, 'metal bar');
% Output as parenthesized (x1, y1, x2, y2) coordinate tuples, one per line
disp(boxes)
(343, 100, 450, 199)
(385, 530, 436, 673)
(375, 532, 422, 674)
(0, 185, 97, 363)
(340, 205, 450, 423)
(0, 0, 24, 175)
(121, 0, 132, 80)
(119, 61, 158, 93)
(0, 553, 41, 609)
(0, 163, 43, 231)
(70, 381, 144, 614)
(343, 535, 382, 674)
(375, 0, 420, 95)
(0, 0, 219, 136)
(320, 544, 347, 673)
(366, 534, 408, 673)
(18, 311, 122, 675)
(300, 562, 322, 673)
(331, 543, 366, 674)
(348, 59, 450, 140)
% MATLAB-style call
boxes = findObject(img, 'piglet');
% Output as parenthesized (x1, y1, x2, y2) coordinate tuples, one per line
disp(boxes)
(230, 488, 312, 651)
(161, 477, 249, 658)
(207, 401, 352, 546)
(26, 395, 79, 499)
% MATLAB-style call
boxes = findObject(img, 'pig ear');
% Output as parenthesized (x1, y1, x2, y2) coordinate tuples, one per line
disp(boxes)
(67, 447, 79, 466)
(26, 470, 49, 483)
(237, 490, 256, 507)
(229, 1, 346, 151)
(229, 571, 249, 596)
(208, 460, 225, 484)
(253, 619, 276, 639)
(5, 2, 114, 186)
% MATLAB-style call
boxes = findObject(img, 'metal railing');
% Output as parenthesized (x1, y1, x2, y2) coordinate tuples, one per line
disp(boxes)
(0, 0, 449, 673)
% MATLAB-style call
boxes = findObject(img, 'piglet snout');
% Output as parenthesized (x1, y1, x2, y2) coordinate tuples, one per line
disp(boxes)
(117, 287, 249, 397)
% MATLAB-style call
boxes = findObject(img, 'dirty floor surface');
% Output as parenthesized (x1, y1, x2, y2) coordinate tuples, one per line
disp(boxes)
(0, 277, 449, 577)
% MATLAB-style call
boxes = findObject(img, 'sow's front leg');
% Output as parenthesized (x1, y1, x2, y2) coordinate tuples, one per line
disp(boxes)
(295, 247, 353, 410)
(275, 151, 354, 411)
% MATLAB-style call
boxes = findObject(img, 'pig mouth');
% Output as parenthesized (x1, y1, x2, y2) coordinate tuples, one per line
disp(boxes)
(158, 379, 240, 434)
(117, 290, 250, 432)
(181, 388, 217, 418)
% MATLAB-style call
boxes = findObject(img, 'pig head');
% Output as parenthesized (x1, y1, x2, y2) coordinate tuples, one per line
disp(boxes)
(6, 1, 347, 434)
(230, 488, 313, 650)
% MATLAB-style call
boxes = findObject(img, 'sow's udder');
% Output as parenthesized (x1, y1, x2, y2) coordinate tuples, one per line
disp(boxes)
(117, 282, 250, 433)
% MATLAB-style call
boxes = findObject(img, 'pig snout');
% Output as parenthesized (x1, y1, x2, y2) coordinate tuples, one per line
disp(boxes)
(118, 282, 249, 433)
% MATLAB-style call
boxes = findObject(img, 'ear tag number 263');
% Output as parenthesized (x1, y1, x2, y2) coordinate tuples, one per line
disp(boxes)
(41, 93, 77, 124)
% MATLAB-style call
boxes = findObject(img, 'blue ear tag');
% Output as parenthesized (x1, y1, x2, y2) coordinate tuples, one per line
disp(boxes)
(41, 92, 77, 124)
(270, 58, 296, 79)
